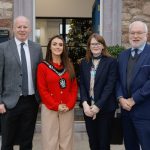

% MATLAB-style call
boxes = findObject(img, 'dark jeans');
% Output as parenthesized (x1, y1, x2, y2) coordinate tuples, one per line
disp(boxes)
(1, 95, 39, 150)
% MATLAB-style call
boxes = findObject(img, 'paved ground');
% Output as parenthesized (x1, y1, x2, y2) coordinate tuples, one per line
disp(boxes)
(0, 122, 125, 150)
(31, 132, 124, 150)
(10, 133, 124, 150)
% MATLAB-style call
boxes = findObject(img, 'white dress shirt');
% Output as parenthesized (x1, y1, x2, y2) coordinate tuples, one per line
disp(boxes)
(15, 38, 35, 95)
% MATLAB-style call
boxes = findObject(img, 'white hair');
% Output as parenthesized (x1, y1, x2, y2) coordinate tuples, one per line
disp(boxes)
(13, 16, 31, 27)
(129, 21, 148, 33)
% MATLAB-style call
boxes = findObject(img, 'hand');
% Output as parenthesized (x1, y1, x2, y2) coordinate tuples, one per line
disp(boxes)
(92, 114, 96, 120)
(119, 97, 131, 111)
(0, 104, 6, 114)
(58, 104, 69, 113)
(63, 105, 69, 112)
(127, 98, 135, 108)
(90, 105, 100, 120)
(82, 101, 94, 117)
(90, 105, 100, 114)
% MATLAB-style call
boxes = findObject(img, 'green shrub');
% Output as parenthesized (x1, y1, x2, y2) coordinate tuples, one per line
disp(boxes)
(107, 44, 125, 58)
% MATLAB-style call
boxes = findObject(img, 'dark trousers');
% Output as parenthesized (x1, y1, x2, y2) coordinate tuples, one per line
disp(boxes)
(122, 116, 150, 150)
(1, 95, 39, 150)
(84, 111, 115, 150)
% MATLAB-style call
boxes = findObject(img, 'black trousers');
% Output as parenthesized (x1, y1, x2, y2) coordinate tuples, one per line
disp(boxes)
(1, 95, 39, 150)
(84, 111, 115, 150)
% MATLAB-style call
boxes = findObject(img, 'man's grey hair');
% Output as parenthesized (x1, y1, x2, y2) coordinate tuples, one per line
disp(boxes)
(129, 21, 148, 33)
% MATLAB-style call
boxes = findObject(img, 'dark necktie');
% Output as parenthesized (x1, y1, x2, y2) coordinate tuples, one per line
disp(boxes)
(21, 43, 28, 96)
(133, 48, 139, 58)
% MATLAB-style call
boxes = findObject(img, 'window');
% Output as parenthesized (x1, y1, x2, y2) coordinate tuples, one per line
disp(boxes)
(59, 24, 71, 42)
(59, 24, 71, 34)
(35, 29, 40, 43)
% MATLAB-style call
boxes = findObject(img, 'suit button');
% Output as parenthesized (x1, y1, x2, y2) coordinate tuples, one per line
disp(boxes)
(20, 74, 22, 76)
(19, 85, 21, 87)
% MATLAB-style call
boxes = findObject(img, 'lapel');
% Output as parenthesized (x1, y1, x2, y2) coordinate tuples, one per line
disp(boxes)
(28, 40, 34, 72)
(86, 59, 92, 90)
(131, 44, 149, 82)
(122, 49, 130, 88)
(10, 39, 21, 67)
(94, 56, 106, 84)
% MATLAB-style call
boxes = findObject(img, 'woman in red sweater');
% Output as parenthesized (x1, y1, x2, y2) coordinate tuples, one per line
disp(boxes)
(37, 35, 78, 150)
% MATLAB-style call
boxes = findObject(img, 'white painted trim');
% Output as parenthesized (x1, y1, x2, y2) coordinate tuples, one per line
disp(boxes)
(32, 0, 35, 41)
(100, 0, 103, 35)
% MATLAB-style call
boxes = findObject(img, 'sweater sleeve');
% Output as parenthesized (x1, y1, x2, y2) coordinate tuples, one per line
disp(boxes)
(37, 64, 59, 111)
(66, 78, 78, 110)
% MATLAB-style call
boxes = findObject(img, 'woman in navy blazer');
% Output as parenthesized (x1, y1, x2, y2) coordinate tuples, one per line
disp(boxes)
(79, 33, 118, 150)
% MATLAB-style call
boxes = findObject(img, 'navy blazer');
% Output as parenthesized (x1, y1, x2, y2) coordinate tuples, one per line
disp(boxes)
(79, 56, 118, 113)
(116, 44, 150, 119)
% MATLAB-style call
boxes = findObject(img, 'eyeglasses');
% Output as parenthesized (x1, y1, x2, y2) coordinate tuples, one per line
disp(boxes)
(90, 43, 102, 47)
(129, 32, 146, 36)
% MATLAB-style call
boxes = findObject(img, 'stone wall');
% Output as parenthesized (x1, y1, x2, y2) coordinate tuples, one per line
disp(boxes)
(122, 0, 150, 48)
(0, 0, 13, 37)
(0, 0, 150, 47)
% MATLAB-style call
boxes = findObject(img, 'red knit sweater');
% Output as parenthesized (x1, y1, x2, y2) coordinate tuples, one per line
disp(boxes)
(37, 62, 78, 111)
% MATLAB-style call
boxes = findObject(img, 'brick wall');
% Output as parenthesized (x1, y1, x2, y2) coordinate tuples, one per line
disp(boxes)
(122, 0, 150, 48)
(0, 0, 13, 36)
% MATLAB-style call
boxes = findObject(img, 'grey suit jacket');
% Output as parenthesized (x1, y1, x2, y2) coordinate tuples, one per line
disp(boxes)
(0, 39, 43, 109)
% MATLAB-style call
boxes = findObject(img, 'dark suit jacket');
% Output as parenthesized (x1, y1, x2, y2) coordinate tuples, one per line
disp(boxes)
(116, 43, 150, 119)
(0, 39, 43, 109)
(79, 56, 118, 113)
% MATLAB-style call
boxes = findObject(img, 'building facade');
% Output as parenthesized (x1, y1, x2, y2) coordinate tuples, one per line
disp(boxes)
(0, 0, 150, 47)
(0, 0, 13, 36)
(122, 0, 150, 47)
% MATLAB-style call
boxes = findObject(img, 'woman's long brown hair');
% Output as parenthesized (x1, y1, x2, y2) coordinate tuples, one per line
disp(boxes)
(45, 35, 75, 80)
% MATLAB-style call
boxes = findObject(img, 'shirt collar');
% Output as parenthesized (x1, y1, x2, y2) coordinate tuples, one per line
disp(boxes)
(15, 37, 28, 46)
(131, 42, 146, 54)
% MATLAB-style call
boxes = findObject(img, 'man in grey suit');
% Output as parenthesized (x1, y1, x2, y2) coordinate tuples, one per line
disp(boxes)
(0, 16, 42, 150)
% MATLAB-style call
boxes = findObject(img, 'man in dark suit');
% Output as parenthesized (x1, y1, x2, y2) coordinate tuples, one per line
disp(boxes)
(117, 21, 150, 150)
(0, 16, 42, 150)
